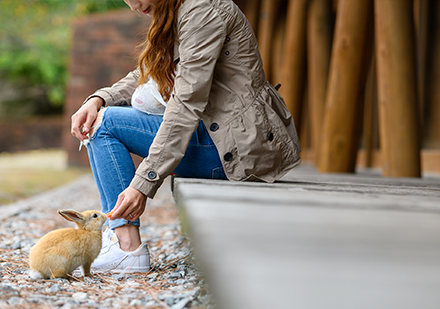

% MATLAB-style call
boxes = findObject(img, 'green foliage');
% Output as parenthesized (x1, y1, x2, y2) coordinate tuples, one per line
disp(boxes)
(0, 0, 127, 117)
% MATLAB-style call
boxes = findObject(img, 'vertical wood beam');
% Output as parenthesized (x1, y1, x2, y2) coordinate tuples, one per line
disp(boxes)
(362, 55, 378, 168)
(375, 0, 421, 177)
(244, 0, 261, 36)
(414, 0, 429, 138)
(319, 0, 372, 173)
(426, 0, 440, 148)
(258, 0, 278, 81)
(273, 13, 287, 84)
(279, 0, 309, 133)
(306, 0, 333, 166)
(299, 90, 311, 154)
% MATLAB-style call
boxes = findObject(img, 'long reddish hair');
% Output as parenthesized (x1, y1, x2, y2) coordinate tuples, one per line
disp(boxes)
(137, 0, 185, 102)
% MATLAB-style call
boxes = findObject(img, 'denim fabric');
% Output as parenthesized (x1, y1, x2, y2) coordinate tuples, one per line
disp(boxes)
(86, 106, 226, 229)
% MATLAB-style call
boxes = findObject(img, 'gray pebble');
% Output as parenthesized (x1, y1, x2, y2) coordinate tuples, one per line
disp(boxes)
(146, 273, 158, 280)
(72, 292, 88, 300)
(167, 253, 177, 261)
(8, 297, 24, 305)
(145, 300, 158, 306)
(1, 284, 14, 291)
(165, 296, 176, 306)
(175, 279, 186, 285)
(130, 299, 143, 306)
(47, 284, 60, 293)
(11, 240, 21, 250)
(172, 298, 191, 309)
(170, 272, 184, 279)
(111, 273, 125, 280)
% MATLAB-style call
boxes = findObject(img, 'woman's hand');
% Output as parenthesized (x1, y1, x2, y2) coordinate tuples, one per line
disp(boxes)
(110, 187, 147, 222)
(71, 97, 103, 141)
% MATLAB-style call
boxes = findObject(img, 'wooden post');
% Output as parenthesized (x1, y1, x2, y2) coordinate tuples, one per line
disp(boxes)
(414, 0, 429, 137)
(318, 0, 372, 173)
(258, 0, 278, 81)
(306, 0, 333, 166)
(299, 89, 311, 155)
(426, 0, 440, 149)
(375, 0, 421, 177)
(272, 11, 287, 84)
(279, 0, 309, 133)
(362, 55, 378, 168)
(243, 0, 261, 36)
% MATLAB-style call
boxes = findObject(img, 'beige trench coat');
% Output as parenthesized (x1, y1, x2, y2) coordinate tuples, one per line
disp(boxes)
(88, 0, 301, 198)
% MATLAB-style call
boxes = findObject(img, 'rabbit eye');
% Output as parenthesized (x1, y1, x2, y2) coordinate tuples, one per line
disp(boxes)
(92, 213, 98, 218)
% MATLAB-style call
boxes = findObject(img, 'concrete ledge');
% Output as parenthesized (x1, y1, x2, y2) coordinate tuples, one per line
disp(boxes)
(173, 166, 440, 309)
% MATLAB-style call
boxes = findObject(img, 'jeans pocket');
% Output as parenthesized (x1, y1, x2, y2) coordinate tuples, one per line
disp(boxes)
(212, 167, 227, 180)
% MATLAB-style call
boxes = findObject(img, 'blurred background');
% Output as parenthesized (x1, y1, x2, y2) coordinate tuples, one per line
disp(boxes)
(1, 0, 439, 205)
(0, 0, 127, 204)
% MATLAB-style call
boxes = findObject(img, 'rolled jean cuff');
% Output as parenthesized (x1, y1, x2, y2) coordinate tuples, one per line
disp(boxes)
(108, 218, 140, 230)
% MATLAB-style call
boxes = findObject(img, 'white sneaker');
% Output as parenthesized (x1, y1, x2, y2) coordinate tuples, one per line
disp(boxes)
(91, 227, 150, 273)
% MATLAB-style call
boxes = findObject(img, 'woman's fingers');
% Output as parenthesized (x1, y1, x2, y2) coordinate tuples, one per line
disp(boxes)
(71, 112, 87, 140)
(111, 194, 126, 219)
(110, 187, 147, 221)
(71, 97, 103, 141)
(71, 109, 95, 141)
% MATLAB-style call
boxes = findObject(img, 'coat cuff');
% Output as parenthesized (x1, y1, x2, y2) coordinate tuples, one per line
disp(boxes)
(129, 174, 163, 199)
(82, 90, 114, 107)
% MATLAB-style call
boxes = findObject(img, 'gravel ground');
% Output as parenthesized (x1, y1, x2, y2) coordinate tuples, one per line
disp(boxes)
(0, 175, 215, 309)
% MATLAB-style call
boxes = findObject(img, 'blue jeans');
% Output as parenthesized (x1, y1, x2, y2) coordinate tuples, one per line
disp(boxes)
(86, 106, 227, 229)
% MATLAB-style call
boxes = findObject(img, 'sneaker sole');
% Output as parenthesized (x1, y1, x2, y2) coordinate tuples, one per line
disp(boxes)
(92, 265, 150, 274)
(109, 266, 150, 273)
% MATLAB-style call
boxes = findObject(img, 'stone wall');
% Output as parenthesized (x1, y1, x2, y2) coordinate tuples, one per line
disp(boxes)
(63, 10, 151, 167)
(0, 117, 63, 153)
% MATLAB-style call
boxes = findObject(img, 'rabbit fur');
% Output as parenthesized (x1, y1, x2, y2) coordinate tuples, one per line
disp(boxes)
(29, 209, 107, 279)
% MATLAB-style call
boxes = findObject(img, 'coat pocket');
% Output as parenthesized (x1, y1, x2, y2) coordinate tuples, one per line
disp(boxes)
(265, 85, 301, 153)
(228, 100, 298, 180)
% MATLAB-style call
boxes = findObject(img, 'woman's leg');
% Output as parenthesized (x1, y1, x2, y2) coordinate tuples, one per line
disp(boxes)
(87, 106, 226, 205)
(86, 107, 163, 251)
(86, 106, 226, 250)
(174, 119, 227, 179)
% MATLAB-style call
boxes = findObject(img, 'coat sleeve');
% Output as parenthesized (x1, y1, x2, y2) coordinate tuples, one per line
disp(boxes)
(83, 69, 140, 106)
(130, 4, 226, 198)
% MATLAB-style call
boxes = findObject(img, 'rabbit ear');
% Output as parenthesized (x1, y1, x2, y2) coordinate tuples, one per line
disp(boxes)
(57, 210, 85, 223)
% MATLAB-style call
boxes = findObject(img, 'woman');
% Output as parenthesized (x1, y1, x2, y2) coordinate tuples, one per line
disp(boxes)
(71, 0, 301, 273)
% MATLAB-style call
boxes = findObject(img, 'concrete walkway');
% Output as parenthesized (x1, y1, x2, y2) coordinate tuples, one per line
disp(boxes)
(173, 165, 440, 309)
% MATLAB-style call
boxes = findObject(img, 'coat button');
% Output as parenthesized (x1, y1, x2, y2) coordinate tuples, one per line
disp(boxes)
(224, 152, 233, 162)
(225, 51, 230, 56)
(268, 132, 274, 141)
(226, 37, 231, 42)
(210, 123, 219, 132)
(147, 171, 157, 180)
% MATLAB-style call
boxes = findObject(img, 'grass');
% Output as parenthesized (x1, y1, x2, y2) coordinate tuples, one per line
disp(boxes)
(0, 149, 90, 205)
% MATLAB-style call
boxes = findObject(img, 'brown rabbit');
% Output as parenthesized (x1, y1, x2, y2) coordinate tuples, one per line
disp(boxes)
(29, 209, 107, 279)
